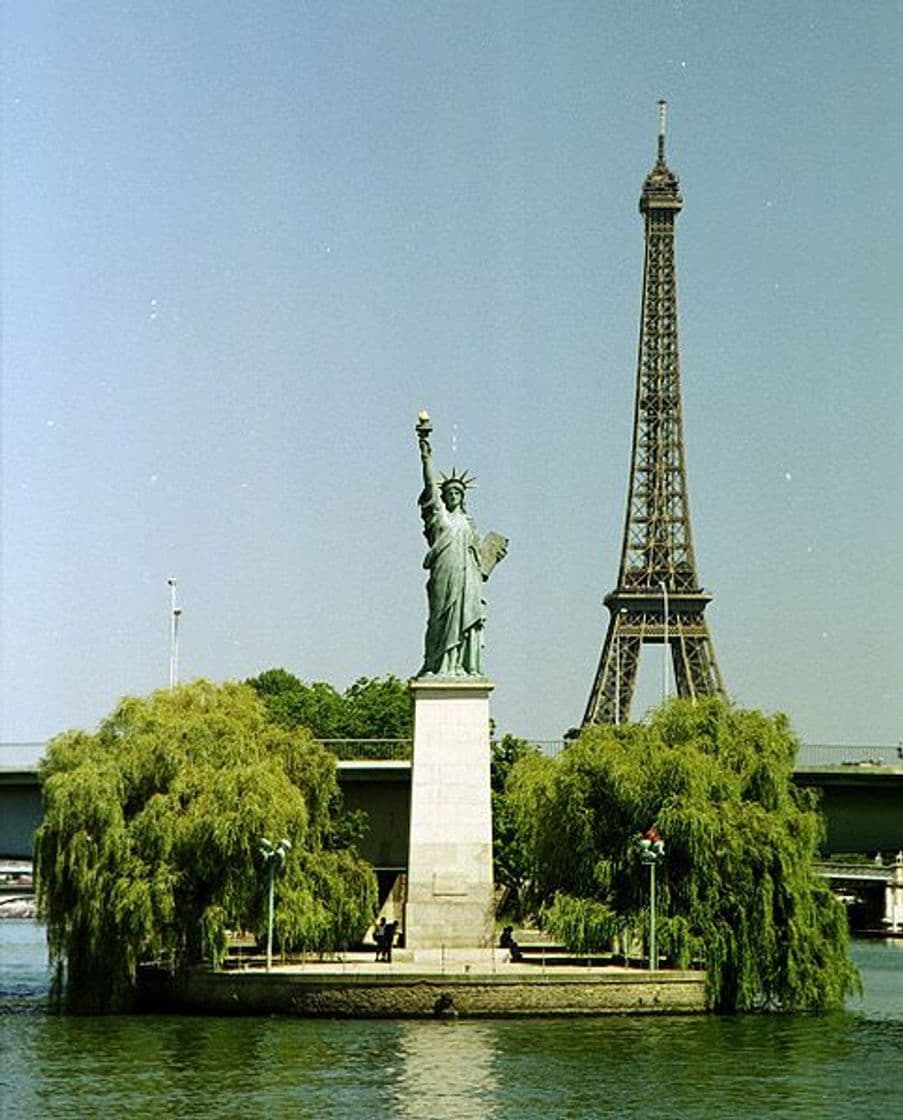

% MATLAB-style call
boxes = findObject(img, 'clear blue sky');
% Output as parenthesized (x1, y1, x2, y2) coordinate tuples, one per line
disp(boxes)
(2, 2, 900, 745)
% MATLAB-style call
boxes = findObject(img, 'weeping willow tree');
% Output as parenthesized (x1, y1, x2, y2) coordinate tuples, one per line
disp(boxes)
(507, 698, 859, 1012)
(35, 680, 377, 1011)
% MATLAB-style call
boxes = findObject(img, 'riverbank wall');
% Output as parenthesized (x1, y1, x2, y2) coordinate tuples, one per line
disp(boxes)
(138, 960, 707, 1018)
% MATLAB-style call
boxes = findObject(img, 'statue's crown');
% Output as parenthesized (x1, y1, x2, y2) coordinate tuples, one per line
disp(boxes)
(440, 468, 476, 492)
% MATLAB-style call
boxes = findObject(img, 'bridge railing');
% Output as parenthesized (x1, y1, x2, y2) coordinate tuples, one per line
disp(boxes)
(512, 742, 901, 767)
(0, 743, 46, 770)
(795, 743, 901, 768)
(813, 859, 900, 881)
(524, 741, 567, 758)
(3, 739, 898, 768)
(320, 739, 413, 761)
(322, 738, 573, 761)
(322, 738, 572, 761)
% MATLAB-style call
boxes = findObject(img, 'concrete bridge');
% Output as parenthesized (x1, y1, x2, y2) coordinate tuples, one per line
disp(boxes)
(3, 741, 902, 875)
(792, 744, 903, 854)
(0, 741, 416, 869)
(813, 859, 903, 933)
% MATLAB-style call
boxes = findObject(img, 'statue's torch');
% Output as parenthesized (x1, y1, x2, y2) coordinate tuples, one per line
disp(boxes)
(416, 410, 433, 440)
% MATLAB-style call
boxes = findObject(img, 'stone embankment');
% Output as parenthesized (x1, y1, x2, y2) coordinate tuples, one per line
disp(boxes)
(139, 953, 706, 1018)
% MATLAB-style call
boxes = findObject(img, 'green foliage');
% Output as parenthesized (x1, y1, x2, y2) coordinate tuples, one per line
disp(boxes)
(490, 734, 539, 914)
(542, 894, 621, 952)
(507, 698, 860, 1012)
(247, 669, 413, 747)
(35, 680, 377, 1012)
(341, 676, 414, 740)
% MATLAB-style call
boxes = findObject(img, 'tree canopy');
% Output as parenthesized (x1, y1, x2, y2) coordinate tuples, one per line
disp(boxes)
(507, 698, 859, 1011)
(491, 733, 539, 915)
(247, 669, 413, 747)
(35, 680, 377, 1011)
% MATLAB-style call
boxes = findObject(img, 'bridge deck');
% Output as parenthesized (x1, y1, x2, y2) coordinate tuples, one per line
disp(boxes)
(2, 742, 901, 860)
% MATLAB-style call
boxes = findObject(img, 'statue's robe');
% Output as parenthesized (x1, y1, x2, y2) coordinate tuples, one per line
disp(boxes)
(419, 483, 484, 675)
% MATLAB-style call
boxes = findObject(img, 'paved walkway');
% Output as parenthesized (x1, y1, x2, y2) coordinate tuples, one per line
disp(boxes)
(230, 949, 636, 977)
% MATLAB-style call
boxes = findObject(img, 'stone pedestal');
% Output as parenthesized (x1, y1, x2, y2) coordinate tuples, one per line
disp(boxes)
(404, 679, 495, 949)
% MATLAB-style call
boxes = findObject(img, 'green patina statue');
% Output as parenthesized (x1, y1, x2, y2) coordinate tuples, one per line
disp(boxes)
(415, 411, 508, 678)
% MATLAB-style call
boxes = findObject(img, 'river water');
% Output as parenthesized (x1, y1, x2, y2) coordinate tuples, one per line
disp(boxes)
(1, 922, 901, 1120)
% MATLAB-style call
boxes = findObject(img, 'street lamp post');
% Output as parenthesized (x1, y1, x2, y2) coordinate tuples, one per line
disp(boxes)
(259, 837, 292, 972)
(167, 578, 182, 689)
(639, 828, 665, 971)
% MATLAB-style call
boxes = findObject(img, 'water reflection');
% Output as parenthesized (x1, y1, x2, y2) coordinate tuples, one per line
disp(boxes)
(0, 919, 51, 1008)
(2, 927, 902, 1120)
(391, 1020, 499, 1120)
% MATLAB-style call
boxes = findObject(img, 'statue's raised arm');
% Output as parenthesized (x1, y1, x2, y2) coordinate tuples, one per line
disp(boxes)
(417, 411, 437, 494)
(414, 411, 508, 679)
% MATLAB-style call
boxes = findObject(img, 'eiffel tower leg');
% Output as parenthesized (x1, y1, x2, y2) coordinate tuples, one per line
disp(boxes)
(583, 612, 641, 726)
(671, 625, 724, 701)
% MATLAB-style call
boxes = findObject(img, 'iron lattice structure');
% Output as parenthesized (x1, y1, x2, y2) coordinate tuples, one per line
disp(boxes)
(584, 103, 725, 726)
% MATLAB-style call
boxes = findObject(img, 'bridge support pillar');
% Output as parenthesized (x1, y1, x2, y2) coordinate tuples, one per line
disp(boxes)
(884, 854, 903, 933)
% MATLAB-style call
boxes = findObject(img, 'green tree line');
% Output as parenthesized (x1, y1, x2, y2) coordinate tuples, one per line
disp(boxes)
(35, 679, 378, 1011)
(247, 669, 413, 744)
(36, 669, 858, 1014)
(505, 698, 859, 1011)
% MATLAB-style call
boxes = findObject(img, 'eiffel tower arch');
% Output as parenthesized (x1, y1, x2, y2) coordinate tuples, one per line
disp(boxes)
(584, 103, 725, 727)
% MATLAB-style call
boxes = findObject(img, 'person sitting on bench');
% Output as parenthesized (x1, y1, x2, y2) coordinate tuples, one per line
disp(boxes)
(499, 925, 523, 962)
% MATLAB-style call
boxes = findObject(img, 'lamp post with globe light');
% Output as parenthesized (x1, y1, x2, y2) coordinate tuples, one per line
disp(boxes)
(259, 837, 291, 972)
(638, 827, 665, 971)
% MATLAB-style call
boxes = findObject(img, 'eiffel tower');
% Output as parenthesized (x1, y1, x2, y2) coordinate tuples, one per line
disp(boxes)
(584, 102, 725, 726)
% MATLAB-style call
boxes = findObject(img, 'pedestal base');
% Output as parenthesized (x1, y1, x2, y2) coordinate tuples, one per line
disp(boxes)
(405, 679, 495, 950)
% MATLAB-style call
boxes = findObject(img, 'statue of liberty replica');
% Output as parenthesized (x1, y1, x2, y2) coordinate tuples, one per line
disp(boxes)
(415, 410, 508, 678)
(406, 411, 508, 953)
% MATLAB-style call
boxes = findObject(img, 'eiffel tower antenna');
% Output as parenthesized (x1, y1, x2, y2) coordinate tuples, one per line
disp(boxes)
(583, 101, 725, 726)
